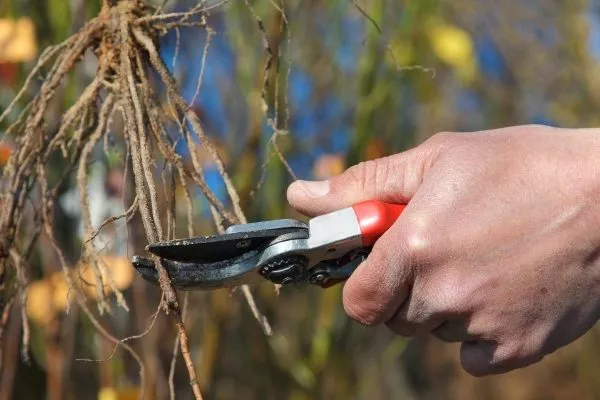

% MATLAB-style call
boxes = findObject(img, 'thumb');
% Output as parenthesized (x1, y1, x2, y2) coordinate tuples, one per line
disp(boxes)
(287, 144, 439, 216)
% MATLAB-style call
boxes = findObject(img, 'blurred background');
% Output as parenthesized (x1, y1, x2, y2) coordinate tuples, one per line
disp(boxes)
(2, 0, 600, 399)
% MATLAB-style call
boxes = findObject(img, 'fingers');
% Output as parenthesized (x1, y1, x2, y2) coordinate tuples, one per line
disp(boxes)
(286, 142, 441, 217)
(341, 230, 412, 326)
(341, 209, 431, 326)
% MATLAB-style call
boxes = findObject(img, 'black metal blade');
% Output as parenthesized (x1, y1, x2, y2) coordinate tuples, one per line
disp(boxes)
(146, 220, 308, 264)
(132, 251, 264, 290)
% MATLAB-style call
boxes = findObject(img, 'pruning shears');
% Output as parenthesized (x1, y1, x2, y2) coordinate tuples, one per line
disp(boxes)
(131, 200, 405, 290)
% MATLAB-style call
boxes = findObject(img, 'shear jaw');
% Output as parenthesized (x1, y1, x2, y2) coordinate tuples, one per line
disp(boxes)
(132, 248, 266, 290)
(133, 206, 367, 290)
(255, 207, 364, 286)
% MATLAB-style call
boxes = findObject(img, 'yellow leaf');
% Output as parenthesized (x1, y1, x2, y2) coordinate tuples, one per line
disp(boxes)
(77, 255, 134, 299)
(0, 18, 38, 63)
(102, 255, 134, 291)
(50, 272, 71, 312)
(27, 256, 135, 326)
(116, 387, 142, 400)
(427, 19, 477, 81)
(98, 387, 117, 400)
(26, 280, 56, 326)
(98, 387, 141, 400)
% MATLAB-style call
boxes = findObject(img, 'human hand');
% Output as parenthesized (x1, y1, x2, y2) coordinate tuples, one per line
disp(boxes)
(287, 125, 600, 376)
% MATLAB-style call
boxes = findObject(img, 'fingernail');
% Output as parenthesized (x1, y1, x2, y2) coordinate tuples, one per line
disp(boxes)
(296, 180, 330, 198)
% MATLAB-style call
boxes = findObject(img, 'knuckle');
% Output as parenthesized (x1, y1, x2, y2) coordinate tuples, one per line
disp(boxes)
(495, 342, 524, 364)
(427, 264, 486, 317)
(424, 279, 463, 315)
(398, 218, 436, 265)
(523, 123, 554, 132)
(497, 338, 544, 367)
(400, 296, 434, 326)
(425, 131, 457, 146)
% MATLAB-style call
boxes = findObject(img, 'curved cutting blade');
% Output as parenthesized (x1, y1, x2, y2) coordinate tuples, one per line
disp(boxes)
(132, 249, 264, 290)
(146, 219, 308, 264)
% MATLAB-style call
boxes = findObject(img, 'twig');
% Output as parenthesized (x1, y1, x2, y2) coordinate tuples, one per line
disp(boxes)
(37, 161, 146, 399)
(252, 129, 297, 197)
(98, 257, 130, 312)
(350, 0, 383, 33)
(132, 27, 236, 223)
(188, 27, 214, 109)
(173, 27, 181, 69)
(168, 292, 189, 400)
(119, 18, 158, 244)
(175, 314, 202, 399)
(125, 20, 203, 400)
(136, 1, 229, 24)
(0, 18, 102, 278)
(350, 0, 436, 78)
(135, 12, 274, 337)
(0, 40, 70, 125)
(246, 0, 298, 198)
(161, 166, 174, 240)
(168, 331, 181, 400)
(76, 294, 164, 363)
(85, 195, 138, 244)
(9, 250, 30, 364)
(241, 286, 272, 335)
(243, 0, 274, 116)
(129, 46, 164, 242)
(51, 72, 105, 153)
(77, 95, 116, 314)
(0, 295, 16, 362)
(154, 0, 171, 15)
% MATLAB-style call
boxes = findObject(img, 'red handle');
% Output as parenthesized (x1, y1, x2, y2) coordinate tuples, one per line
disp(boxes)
(352, 200, 406, 246)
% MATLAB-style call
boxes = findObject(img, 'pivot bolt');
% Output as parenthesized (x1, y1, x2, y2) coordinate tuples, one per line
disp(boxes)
(309, 272, 329, 286)
(259, 255, 308, 285)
